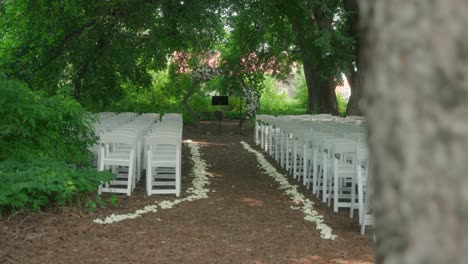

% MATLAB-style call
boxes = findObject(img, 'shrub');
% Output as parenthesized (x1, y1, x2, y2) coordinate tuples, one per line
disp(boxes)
(0, 79, 110, 216)
(0, 159, 113, 214)
(0, 79, 96, 165)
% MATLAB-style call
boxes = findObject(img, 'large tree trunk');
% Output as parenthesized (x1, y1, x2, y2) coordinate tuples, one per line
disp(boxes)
(359, 0, 468, 263)
(343, 0, 363, 116)
(345, 65, 363, 116)
(283, 2, 338, 115)
(312, 6, 339, 115)
(316, 77, 338, 115)
(302, 57, 318, 113)
(303, 56, 338, 115)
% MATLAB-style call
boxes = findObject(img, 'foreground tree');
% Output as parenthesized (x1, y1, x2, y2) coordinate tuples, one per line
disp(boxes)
(360, 0, 468, 263)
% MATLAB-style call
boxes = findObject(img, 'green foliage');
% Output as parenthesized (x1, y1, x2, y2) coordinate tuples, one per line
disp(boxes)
(109, 70, 312, 120)
(107, 195, 118, 208)
(86, 201, 97, 212)
(336, 92, 349, 117)
(257, 75, 306, 115)
(293, 70, 308, 109)
(109, 70, 238, 124)
(0, 79, 110, 216)
(259, 76, 290, 113)
(0, 0, 224, 109)
(86, 195, 114, 212)
(0, 79, 96, 165)
(0, 159, 113, 214)
(222, 0, 356, 113)
(221, 0, 297, 97)
(86, 195, 118, 212)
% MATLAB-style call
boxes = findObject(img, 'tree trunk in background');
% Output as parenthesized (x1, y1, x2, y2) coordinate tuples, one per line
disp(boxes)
(282, 1, 338, 115)
(316, 77, 338, 115)
(302, 57, 318, 113)
(303, 56, 338, 115)
(73, 63, 89, 101)
(345, 66, 362, 116)
(359, 0, 468, 263)
(343, 0, 363, 116)
(182, 80, 200, 126)
(312, 6, 339, 115)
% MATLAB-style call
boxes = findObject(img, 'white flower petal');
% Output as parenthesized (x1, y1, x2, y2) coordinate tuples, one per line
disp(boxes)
(240, 141, 337, 240)
(94, 141, 212, 225)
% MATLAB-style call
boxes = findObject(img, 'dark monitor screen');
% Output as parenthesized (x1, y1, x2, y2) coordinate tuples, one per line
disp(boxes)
(211, 96, 229, 106)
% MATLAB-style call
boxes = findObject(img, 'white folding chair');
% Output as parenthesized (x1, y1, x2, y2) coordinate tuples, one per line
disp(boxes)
(328, 141, 361, 212)
(98, 133, 138, 196)
(146, 133, 182, 196)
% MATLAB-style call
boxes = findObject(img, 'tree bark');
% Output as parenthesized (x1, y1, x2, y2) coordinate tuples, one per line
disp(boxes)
(345, 65, 363, 116)
(182, 79, 200, 126)
(316, 76, 338, 115)
(279, 0, 339, 115)
(302, 57, 318, 113)
(343, 0, 363, 116)
(311, 5, 339, 115)
(303, 55, 338, 115)
(359, 0, 468, 263)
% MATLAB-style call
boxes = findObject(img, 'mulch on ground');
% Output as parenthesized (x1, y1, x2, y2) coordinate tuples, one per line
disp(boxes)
(0, 121, 374, 264)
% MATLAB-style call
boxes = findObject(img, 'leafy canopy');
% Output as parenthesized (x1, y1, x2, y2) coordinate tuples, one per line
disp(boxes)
(0, 0, 224, 108)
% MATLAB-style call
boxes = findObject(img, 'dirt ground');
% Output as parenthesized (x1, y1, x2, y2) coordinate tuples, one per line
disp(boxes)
(0, 121, 374, 264)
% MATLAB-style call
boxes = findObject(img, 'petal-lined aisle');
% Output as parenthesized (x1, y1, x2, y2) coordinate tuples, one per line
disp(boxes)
(0, 121, 373, 264)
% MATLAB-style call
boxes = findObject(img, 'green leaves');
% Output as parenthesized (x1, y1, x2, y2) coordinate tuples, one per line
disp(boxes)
(0, 79, 110, 215)
(0, 158, 113, 214)
(86, 195, 118, 212)
(0, 79, 96, 165)
(0, 0, 225, 109)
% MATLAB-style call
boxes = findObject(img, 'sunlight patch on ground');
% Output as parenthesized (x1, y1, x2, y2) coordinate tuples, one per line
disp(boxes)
(93, 140, 212, 224)
(240, 197, 265, 207)
(240, 141, 337, 240)
(186, 139, 228, 147)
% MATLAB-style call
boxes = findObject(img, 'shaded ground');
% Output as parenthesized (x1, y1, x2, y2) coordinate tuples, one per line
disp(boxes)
(0, 121, 374, 264)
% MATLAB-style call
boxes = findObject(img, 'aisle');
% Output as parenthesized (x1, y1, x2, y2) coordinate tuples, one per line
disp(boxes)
(0, 121, 373, 264)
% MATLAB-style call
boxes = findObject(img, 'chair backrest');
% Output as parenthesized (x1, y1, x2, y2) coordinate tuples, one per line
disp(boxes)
(145, 134, 181, 147)
(100, 133, 138, 146)
(355, 145, 370, 170)
(332, 140, 363, 163)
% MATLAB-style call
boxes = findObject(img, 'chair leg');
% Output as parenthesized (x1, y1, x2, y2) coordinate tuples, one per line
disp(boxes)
(147, 150, 152, 196)
(97, 147, 105, 194)
(127, 151, 135, 196)
(176, 154, 181, 197)
(333, 161, 339, 212)
(292, 141, 297, 179)
(321, 154, 328, 203)
(357, 166, 364, 225)
(302, 146, 308, 187)
(350, 171, 357, 219)
(312, 149, 318, 194)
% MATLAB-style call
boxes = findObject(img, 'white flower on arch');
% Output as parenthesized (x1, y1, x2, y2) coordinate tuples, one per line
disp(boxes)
(243, 88, 259, 119)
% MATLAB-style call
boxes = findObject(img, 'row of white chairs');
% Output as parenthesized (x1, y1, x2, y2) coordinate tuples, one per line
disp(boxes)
(255, 114, 374, 235)
(93, 112, 183, 197)
(145, 114, 183, 197)
(98, 113, 159, 195)
(89, 112, 139, 166)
